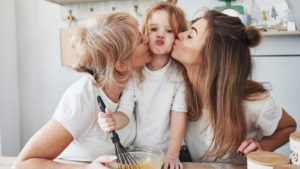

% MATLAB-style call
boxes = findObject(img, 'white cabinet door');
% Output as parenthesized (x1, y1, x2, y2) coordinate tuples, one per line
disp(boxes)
(252, 56, 300, 156)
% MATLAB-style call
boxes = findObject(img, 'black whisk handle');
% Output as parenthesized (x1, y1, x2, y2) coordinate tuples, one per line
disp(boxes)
(97, 96, 121, 143)
(111, 131, 120, 143)
(97, 95, 139, 168)
(97, 96, 106, 112)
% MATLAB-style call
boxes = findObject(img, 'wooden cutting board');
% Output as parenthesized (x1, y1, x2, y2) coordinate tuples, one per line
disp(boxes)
(59, 15, 78, 66)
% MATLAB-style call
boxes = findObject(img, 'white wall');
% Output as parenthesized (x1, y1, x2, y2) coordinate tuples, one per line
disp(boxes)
(252, 56, 300, 156)
(0, 0, 21, 156)
(0, 129, 1, 155)
(287, 0, 300, 28)
(15, 0, 82, 150)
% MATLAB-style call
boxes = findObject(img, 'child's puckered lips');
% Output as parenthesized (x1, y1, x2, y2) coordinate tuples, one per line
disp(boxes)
(155, 39, 164, 45)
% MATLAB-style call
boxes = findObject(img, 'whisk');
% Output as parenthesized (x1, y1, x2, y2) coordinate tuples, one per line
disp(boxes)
(97, 96, 139, 169)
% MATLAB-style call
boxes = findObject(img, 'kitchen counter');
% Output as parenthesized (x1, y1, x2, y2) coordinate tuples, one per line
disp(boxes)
(183, 162, 246, 169)
(0, 156, 246, 169)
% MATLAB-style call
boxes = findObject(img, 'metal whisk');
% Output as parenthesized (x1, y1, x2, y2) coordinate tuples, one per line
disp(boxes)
(97, 96, 139, 169)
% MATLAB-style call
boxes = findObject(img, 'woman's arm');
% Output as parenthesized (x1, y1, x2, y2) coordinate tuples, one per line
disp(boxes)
(238, 109, 297, 156)
(99, 77, 134, 132)
(13, 119, 82, 169)
(13, 119, 112, 169)
(164, 110, 187, 169)
(259, 109, 297, 151)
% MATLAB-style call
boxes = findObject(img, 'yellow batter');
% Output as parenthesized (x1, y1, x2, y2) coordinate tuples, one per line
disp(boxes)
(109, 161, 155, 169)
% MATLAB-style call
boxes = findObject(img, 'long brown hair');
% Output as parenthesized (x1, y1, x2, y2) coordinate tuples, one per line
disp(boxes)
(187, 10, 268, 161)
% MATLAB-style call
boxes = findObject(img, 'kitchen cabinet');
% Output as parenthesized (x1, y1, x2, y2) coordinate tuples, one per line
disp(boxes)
(45, 0, 156, 21)
(251, 34, 300, 156)
(46, 0, 125, 5)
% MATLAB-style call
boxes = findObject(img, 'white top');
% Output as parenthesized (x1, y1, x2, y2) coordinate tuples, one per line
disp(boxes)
(53, 75, 136, 162)
(118, 59, 187, 152)
(185, 93, 282, 164)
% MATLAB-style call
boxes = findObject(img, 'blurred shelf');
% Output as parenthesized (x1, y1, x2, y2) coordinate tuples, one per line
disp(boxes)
(261, 30, 300, 36)
(46, 0, 111, 5)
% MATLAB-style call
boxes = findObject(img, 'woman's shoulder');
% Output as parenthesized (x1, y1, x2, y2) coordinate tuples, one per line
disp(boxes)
(243, 92, 281, 123)
(67, 75, 95, 92)
(243, 92, 273, 111)
(62, 74, 97, 102)
(53, 75, 97, 136)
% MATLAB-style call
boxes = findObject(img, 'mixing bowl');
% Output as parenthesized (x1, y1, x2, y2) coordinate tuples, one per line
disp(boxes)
(108, 145, 164, 169)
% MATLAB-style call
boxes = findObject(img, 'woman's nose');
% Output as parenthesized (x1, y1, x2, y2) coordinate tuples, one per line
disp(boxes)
(178, 32, 184, 40)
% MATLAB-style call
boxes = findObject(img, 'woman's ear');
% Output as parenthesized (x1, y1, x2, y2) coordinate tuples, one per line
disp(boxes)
(115, 60, 129, 73)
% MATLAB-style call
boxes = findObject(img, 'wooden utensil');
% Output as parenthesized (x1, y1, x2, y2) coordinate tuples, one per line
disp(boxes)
(59, 15, 78, 66)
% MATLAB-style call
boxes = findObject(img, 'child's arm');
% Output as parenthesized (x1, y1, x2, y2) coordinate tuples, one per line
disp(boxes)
(98, 78, 136, 133)
(98, 108, 129, 132)
(238, 109, 297, 156)
(164, 110, 187, 169)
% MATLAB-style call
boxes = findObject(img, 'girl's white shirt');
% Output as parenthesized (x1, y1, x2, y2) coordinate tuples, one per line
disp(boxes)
(185, 93, 282, 164)
(53, 75, 136, 162)
(117, 59, 187, 152)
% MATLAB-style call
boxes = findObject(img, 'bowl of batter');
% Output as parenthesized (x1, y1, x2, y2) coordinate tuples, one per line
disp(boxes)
(108, 145, 164, 169)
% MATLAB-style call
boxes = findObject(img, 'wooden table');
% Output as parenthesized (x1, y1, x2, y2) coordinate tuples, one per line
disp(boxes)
(0, 156, 246, 169)
(183, 162, 246, 169)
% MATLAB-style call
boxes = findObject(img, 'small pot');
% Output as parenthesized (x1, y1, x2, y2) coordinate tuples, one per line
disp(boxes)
(247, 151, 290, 169)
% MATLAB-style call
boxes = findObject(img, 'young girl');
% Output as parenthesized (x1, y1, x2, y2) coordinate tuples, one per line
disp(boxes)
(99, 2, 188, 169)
(171, 9, 297, 164)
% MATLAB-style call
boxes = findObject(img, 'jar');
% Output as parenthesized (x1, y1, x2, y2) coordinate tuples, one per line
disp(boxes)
(290, 132, 300, 165)
(274, 164, 300, 169)
(247, 151, 290, 169)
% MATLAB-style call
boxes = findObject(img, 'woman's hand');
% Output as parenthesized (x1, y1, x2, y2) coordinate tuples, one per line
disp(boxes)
(85, 155, 117, 169)
(237, 139, 264, 157)
(163, 153, 183, 169)
(98, 108, 116, 133)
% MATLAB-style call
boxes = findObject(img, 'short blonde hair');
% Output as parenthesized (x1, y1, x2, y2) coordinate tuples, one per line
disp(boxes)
(71, 12, 139, 86)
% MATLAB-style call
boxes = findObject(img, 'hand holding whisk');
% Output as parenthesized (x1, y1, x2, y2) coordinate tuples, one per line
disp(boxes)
(97, 96, 140, 169)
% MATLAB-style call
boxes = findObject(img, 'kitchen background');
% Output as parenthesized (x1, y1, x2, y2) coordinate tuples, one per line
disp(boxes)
(0, 0, 299, 158)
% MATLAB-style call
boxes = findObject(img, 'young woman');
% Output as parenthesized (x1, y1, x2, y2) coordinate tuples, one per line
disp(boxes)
(171, 10, 297, 164)
(13, 11, 150, 169)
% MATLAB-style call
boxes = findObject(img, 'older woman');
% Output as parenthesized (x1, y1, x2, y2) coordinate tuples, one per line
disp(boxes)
(171, 10, 296, 164)
(13, 12, 150, 169)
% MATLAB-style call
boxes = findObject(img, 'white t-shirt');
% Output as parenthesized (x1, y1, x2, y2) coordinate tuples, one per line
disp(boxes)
(53, 75, 136, 162)
(184, 93, 282, 164)
(118, 59, 187, 152)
